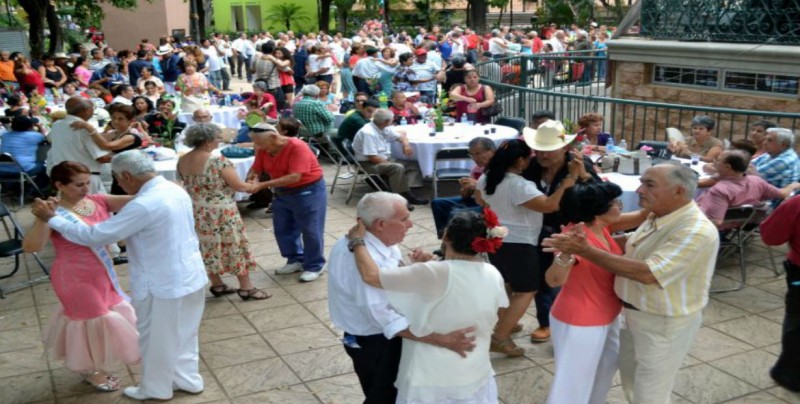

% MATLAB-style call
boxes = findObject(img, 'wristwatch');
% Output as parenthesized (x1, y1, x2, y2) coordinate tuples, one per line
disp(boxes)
(348, 238, 366, 252)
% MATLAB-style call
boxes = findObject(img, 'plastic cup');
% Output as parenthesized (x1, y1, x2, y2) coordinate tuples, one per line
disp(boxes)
(691, 154, 700, 165)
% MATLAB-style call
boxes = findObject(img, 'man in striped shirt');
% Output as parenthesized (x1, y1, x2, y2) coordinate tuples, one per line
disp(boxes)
(543, 164, 719, 404)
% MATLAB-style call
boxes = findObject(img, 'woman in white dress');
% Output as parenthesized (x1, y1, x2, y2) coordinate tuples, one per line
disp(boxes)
(348, 209, 509, 404)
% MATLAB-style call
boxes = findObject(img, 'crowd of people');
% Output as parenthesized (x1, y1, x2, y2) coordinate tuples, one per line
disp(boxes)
(0, 17, 797, 403)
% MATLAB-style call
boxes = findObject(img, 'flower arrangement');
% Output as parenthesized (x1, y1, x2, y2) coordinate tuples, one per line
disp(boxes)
(428, 91, 449, 132)
(152, 119, 178, 149)
(471, 207, 509, 254)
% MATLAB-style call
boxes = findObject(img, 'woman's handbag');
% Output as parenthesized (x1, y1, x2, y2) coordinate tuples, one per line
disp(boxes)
(479, 86, 503, 117)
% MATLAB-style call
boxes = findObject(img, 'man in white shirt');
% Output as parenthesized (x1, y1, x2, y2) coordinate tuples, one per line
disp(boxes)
(46, 97, 112, 194)
(231, 33, 255, 81)
(33, 150, 208, 401)
(352, 108, 427, 205)
(200, 39, 224, 90)
(488, 29, 508, 58)
(351, 47, 395, 95)
(410, 48, 442, 104)
(328, 191, 476, 403)
(550, 30, 567, 53)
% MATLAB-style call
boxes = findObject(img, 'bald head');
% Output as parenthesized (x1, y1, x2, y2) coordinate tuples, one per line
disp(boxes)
(192, 108, 212, 123)
(65, 96, 94, 119)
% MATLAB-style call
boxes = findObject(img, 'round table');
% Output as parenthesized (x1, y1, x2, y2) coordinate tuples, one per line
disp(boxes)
(153, 149, 256, 201)
(178, 106, 242, 129)
(389, 123, 518, 178)
(603, 157, 707, 212)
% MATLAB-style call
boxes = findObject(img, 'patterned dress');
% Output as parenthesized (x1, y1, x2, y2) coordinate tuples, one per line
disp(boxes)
(181, 155, 257, 276)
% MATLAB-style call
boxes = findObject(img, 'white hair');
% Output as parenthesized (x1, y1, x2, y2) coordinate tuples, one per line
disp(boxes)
(661, 163, 698, 198)
(767, 127, 795, 148)
(302, 85, 320, 97)
(372, 108, 394, 125)
(111, 150, 156, 177)
(357, 192, 407, 226)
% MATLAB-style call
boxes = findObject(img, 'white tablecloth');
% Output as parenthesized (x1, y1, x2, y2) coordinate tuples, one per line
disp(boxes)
(178, 106, 242, 129)
(153, 149, 255, 201)
(389, 123, 518, 178)
(603, 157, 707, 212)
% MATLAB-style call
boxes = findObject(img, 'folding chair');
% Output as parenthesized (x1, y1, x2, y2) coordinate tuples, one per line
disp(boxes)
(0, 153, 46, 208)
(432, 148, 473, 199)
(311, 135, 355, 195)
(0, 202, 50, 298)
(712, 204, 771, 293)
(493, 116, 526, 135)
(341, 139, 389, 204)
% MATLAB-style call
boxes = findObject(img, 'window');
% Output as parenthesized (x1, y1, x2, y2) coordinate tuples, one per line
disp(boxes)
(653, 65, 718, 88)
(653, 64, 799, 97)
(724, 72, 799, 95)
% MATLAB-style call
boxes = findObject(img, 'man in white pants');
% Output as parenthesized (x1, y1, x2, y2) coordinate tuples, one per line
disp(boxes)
(32, 150, 208, 401)
(543, 164, 719, 404)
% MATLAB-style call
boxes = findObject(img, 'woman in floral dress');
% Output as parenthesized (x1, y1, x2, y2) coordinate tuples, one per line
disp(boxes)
(177, 123, 269, 300)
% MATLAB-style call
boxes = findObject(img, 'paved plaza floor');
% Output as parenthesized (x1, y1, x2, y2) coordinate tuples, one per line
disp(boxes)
(0, 156, 799, 404)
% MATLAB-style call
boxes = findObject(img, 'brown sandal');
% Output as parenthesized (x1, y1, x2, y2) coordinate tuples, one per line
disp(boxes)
(490, 337, 525, 357)
(209, 284, 237, 297)
(237, 288, 272, 301)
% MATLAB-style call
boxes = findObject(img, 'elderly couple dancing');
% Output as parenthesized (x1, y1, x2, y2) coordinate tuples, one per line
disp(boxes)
(26, 150, 207, 401)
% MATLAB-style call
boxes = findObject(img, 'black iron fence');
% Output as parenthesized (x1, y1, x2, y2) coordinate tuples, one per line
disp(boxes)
(475, 54, 800, 147)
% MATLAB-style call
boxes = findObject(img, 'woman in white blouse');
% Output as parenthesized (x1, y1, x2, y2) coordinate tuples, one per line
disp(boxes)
(474, 139, 582, 357)
(348, 210, 508, 404)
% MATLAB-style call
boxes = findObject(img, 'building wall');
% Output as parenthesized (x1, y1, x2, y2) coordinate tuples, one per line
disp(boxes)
(609, 39, 800, 142)
(101, 0, 189, 50)
(213, 0, 320, 34)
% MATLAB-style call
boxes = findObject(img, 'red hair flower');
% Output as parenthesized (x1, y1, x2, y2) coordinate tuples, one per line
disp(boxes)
(471, 207, 508, 253)
(471, 237, 503, 254)
(482, 207, 500, 228)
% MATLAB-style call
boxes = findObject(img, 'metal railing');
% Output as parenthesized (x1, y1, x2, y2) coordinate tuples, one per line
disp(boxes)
(475, 54, 800, 147)
(640, 0, 800, 45)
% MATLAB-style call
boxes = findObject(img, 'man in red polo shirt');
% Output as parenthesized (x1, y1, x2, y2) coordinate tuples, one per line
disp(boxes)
(247, 122, 328, 282)
(464, 28, 481, 64)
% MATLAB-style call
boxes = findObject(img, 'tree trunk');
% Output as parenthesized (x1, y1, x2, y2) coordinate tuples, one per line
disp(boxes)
(320, 0, 332, 32)
(509, 0, 514, 27)
(384, 0, 390, 29)
(196, 0, 207, 40)
(17, 0, 47, 58)
(469, 0, 488, 33)
(46, 1, 62, 54)
(336, 8, 347, 32)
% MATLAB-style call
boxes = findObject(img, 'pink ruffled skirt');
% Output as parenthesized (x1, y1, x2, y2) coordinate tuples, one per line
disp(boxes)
(43, 301, 141, 373)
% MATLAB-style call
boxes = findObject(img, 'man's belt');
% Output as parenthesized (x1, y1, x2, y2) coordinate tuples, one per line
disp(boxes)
(273, 177, 321, 197)
(620, 300, 640, 311)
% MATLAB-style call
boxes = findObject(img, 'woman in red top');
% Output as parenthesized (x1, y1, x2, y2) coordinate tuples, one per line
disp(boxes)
(240, 81, 277, 119)
(348, 44, 365, 69)
(389, 91, 419, 124)
(544, 181, 624, 404)
(449, 70, 495, 125)
(246, 122, 327, 282)
(14, 56, 45, 96)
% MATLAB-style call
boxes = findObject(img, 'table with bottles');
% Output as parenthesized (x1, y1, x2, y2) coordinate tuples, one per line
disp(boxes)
(389, 122, 518, 178)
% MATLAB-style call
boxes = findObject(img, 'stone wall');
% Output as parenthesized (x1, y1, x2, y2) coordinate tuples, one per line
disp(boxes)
(607, 39, 800, 145)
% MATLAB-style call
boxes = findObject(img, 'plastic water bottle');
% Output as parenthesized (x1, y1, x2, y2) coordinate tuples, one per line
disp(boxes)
(45, 92, 54, 104)
(224, 94, 231, 107)
(461, 113, 469, 124)
(606, 137, 616, 153)
(400, 116, 407, 126)
(618, 138, 628, 151)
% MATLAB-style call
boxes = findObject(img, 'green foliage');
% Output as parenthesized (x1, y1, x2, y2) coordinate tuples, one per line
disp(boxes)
(266, 2, 311, 31)
(0, 13, 25, 28)
(542, 0, 576, 26)
(64, 0, 141, 28)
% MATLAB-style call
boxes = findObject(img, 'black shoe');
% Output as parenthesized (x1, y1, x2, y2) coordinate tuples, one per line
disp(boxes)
(401, 192, 428, 205)
(113, 256, 128, 266)
(406, 204, 415, 212)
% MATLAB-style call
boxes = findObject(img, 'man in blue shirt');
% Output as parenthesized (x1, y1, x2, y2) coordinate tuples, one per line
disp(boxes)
(89, 63, 127, 90)
(160, 47, 182, 94)
(753, 128, 800, 189)
(128, 50, 154, 87)
(0, 115, 48, 191)
(293, 44, 309, 95)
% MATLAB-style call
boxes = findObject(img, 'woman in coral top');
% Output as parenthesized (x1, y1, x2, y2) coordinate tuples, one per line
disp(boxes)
(544, 181, 625, 404)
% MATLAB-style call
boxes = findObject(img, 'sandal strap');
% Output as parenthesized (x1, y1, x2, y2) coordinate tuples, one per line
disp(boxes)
(238, 288, 271, 300)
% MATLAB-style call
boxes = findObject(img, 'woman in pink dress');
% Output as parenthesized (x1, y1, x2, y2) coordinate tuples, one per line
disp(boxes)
(23, 161, 140, 392)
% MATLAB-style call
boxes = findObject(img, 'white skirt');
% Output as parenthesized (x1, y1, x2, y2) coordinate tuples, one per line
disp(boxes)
(396, 375, 498, 404)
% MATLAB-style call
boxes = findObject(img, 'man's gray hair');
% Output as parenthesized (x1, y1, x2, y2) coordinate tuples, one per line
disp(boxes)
(302, 84, 320, 97)
(357, 192, 408, 226)
(373, 108, 394, 125)
(468, 136, 497, 152)
(767, 127, 795, 148)
(192, 108, 210, 119)
(661, 163, 699, 197)
(184, 123, 220, 148)
(111, 150, 156, 177)
(253, 81, 269, 91)
(65, 96, 93, 115)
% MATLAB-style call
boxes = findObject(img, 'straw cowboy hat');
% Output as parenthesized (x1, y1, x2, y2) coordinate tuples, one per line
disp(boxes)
(522, 120, 576, 151)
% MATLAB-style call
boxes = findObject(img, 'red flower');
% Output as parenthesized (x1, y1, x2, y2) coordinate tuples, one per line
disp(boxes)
(153, 121, 163, 127)
(483, 207, 500, 228)
(471, 237, 503, 254)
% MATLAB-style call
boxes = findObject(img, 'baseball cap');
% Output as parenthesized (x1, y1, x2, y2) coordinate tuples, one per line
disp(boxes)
(414, 48, 428, 56)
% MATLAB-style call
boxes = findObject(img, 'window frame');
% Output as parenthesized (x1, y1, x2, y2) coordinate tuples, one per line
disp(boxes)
(651, 64, 800, 98)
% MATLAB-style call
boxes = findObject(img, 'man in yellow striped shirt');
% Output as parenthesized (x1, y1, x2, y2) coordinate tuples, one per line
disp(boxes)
(543, 164, 719, 404)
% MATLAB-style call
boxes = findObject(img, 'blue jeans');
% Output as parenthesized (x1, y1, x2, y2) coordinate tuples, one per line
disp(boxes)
(431, 196, 481, 238)
(535, 247, 560, 328)
(208, 70, 223, 90)
(271, 179, 327, 272)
